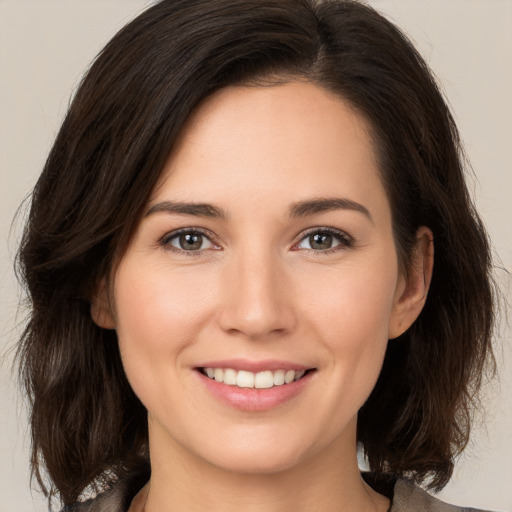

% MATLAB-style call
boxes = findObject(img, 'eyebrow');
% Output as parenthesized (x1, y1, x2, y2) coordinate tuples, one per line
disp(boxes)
(288, 197, 374, 223)
(145, 197, 373, 223)
(145, 201, 229, 219)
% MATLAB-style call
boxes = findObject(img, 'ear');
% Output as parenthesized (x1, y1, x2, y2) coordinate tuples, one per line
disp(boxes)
(90, 277, 116, 329)
(388, 226, 434, 339)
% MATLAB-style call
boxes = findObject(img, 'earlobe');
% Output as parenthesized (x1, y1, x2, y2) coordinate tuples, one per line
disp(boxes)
(388, 226, 434, 339)
(90, 278, 116, 329)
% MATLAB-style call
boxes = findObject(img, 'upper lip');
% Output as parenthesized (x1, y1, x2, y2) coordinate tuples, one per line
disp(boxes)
(195, 359, 313, 372)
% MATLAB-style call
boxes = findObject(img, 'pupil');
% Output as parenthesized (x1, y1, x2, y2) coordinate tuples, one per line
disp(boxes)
(310, 233, 332, 250)
(180, 233, 202, 250)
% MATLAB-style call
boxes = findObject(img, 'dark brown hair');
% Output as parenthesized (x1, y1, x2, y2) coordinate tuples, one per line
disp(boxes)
(16, 0, 496, 505)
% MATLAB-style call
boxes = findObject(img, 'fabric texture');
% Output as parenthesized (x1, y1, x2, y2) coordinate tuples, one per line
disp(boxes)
(390, 479, 493, 512)
(64, 476, 494, 512)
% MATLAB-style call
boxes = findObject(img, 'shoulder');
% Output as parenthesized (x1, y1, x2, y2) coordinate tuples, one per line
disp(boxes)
(62, 472, 495, 512)
(391, 479, 495, 512)
(60, 466, 150, 512)
(61, 476, 141, 512)
(61, 485, 125, 512)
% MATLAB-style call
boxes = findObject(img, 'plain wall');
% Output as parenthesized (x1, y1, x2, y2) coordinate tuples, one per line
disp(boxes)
(1, 1, 510, 511)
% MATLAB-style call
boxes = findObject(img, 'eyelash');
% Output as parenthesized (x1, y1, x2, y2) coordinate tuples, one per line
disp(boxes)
(293, 227, 354, 255)
(159, 227, 354, 257)
(159, 228, 219, 258)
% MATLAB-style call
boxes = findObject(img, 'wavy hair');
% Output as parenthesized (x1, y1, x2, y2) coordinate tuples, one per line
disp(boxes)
(16, 0, 496, 505)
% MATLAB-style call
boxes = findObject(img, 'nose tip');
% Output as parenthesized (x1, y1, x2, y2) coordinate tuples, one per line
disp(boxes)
(218, 256, 296, 339)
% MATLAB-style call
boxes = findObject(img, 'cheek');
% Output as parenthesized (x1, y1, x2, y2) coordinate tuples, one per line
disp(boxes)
(114, 260, 215, 345)
(305, 261, 397, 340)
(111, 261, 217, 401)
(303, 262, 397, 400)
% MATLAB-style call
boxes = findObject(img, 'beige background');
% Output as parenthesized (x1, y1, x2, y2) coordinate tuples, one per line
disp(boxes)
(1, 1, 510, 510)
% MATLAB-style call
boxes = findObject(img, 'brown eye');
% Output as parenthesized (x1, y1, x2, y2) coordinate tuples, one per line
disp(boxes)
(295, 228, 352, 252)
(178, 233, 203, 251)
(163, 230, 215, 252)
(309, 233, 334, 250)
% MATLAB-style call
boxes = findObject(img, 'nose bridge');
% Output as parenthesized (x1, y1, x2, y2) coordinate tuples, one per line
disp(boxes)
(219, 242, 294, 338)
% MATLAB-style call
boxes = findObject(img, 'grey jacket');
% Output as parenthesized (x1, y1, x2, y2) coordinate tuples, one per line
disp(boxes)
(66, 478, 494, 512)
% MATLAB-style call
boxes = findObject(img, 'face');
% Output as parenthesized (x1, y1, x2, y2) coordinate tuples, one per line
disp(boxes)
(94, 81, 428, 475)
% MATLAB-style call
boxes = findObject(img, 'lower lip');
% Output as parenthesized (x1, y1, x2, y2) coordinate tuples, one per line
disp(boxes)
(196, 370, 314, 411)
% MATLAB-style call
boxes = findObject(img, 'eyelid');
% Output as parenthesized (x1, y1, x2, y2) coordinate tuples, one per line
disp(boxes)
(158, 226, 354, 256)
(291, 226, 354, 252)
(159, 227, 222, 256)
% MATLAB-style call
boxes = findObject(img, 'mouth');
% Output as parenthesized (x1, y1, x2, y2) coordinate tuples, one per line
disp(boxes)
(198, 367, 314, 389)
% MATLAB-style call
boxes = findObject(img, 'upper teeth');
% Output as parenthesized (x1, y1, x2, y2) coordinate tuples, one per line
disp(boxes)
(203, 368, 306, 389)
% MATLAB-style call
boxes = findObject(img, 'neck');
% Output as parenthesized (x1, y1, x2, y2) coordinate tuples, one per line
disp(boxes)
(139, 420, 389, 512)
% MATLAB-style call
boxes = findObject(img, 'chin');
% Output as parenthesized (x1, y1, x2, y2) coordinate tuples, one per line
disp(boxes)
(206, 447, 306, 476)
(188, 425, 327, 476)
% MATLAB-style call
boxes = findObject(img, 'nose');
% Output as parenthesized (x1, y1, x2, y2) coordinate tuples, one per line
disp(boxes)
(217, 247, 297, 340)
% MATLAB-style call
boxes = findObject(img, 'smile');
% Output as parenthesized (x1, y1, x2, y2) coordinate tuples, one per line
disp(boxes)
(201, 368, 308, 389)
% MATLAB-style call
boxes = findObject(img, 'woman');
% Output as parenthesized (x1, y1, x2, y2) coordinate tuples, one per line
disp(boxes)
(16, 0, 497, 511)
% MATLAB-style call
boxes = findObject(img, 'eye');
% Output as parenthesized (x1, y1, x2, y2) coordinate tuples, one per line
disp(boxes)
(294, 228, 353, 252)
(161, 229, 218, 254)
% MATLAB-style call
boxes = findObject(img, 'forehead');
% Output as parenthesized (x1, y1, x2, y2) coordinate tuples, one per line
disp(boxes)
(151, 81, 387, 219)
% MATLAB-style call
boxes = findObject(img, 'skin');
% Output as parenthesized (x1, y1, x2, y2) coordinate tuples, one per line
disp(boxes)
(93, 81, 433, 512)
